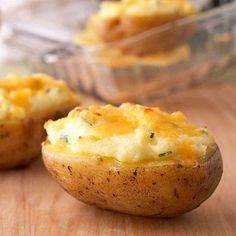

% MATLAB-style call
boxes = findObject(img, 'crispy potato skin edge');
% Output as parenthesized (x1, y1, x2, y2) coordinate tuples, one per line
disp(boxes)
(0, 105, 77, 169)
(42, 145, 223, 217)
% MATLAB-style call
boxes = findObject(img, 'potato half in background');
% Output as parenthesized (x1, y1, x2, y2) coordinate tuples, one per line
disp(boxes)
(42, 103, 223, 217)
(0, 74, 80, 169)
(76, 0, 196, 55)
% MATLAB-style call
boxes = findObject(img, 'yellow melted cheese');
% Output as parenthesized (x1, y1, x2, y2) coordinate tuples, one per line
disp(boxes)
(75, 0, 195, 67)
(0, 74, 79, 120)
(45, 103, 214, 164)
(75, 0, 195, 44)
(97, 0, 195, 20)
(93, 45, 190, 67)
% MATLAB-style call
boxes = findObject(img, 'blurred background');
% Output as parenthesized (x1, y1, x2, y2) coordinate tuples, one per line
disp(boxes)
(1, 3, 235, 234)
(0, 0, 236, 103)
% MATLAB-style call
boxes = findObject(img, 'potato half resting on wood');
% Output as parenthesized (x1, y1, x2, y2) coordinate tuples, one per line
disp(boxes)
(0, 74, 80, 169)
(42, 103, 223, 217)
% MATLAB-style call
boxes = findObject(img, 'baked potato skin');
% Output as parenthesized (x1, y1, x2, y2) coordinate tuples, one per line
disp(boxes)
(0, 106, 74, 169)
(94, 16, 196, 56)
(42, 145, 222, 217)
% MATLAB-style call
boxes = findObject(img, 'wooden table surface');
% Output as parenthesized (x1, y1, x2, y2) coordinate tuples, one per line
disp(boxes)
(0, 82, 236, 236)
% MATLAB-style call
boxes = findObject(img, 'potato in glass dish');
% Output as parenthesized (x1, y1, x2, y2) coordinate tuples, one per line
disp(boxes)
(76, 0, 196, 55)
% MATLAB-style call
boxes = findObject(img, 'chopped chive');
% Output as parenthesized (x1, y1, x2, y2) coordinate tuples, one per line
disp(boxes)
(81, 117, 93, 126)
(45, 88, 51, 93)
(60, 134, 69, 143)
(159, 151, 173, 157)
(201, 130, 208, 136)
(150, 132, 155, 139)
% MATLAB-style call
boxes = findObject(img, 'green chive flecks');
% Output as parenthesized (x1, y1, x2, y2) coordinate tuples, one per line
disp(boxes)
(150, 132, 155, 139)
(60, 134, 69, 143)
(201, 130, 208, 136)
(159, 151, 173, 157)
(45, 88, 51, 93)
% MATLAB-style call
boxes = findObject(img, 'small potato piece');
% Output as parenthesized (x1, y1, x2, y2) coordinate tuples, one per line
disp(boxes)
(0, 74, 80, 169)
(42, 104, 223, 217)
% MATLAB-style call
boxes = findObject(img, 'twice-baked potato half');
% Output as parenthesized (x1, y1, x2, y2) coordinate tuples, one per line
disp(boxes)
(0, 74, 80, 169)
(42, 103, 223, 217)
(76, 0, 196, 55)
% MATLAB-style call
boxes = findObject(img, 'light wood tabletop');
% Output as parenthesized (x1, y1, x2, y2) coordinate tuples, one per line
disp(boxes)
(0, 82, 235, 236)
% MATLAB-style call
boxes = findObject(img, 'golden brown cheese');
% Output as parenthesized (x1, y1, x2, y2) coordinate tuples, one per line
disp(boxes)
(0, 74, 79, 120)
(75, 0, 196, 45)
(45, 104, 215, 164)
(97, 0, 195, 20)
(90, 45, 190, 68)
(75, 0, 194, 67)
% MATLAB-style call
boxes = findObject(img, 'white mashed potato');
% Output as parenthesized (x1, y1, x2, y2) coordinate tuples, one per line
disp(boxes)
(0, 74, 79, 120)
(45, 103, 214, 164)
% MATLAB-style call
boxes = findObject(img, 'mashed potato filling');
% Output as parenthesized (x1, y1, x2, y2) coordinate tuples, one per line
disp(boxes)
(76, 0, 195, 45)
(45, 104, 214, 164)
(0, 74, 79, 120)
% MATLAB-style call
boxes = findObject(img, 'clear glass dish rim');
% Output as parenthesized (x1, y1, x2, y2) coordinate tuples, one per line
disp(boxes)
(76, 2, 236, 54)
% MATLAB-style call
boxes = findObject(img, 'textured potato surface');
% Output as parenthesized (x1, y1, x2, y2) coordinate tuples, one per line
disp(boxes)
(78, 0, 195, 43)
(42, 145, 222, 217)
(0, 74, 80, 169)
(42, 103, 222, 216)
(76, 0, 196, 56)
(0, 108, 73, 169)
(45, 104, 215, 165)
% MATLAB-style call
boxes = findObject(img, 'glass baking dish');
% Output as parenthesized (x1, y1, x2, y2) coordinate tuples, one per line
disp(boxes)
(3, 0, 236, 103)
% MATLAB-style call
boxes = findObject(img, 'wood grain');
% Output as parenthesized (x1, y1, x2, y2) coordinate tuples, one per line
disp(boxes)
(0, 82, 236, 236)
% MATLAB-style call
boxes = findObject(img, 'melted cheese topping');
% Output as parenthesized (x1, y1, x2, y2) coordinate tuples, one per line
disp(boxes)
(45, 103, 215, 164)
(95, 45, 190, 67)
(97, 0, 195, 20)
(75, 0, 195, 67)
(75, 0, 195, 44)
(0, 74, 79, 120)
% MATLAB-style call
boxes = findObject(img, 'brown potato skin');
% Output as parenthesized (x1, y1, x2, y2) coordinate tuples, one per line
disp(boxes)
(92, 12, 196, 55)
(42, 144, 223, 217)
(0, 106, 76, 169)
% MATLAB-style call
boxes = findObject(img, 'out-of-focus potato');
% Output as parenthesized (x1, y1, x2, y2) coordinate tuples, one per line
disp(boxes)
(76, 0, 196, 55)
(0, 74, 80, 169)
(42, 104, 223, 217)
